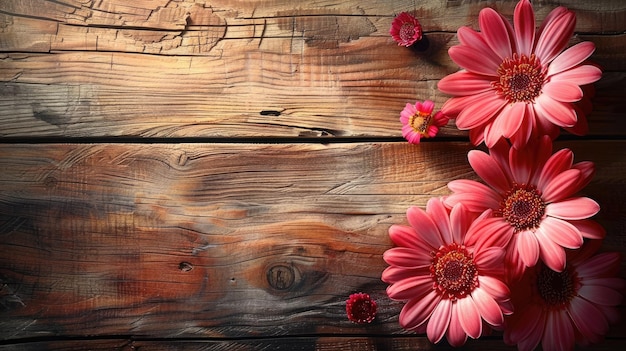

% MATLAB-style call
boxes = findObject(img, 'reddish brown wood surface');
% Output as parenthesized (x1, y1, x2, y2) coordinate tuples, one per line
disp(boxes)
(1, 0, 625, 350)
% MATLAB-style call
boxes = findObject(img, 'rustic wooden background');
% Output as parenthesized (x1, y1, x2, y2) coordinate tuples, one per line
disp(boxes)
(0, 0, 624, 350)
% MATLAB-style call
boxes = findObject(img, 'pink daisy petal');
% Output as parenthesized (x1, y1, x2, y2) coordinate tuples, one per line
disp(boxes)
(514, 0, 535, 55)
(478, 275, 510, 301)
(448, 45, 502, 76)
(449, 203, 471, 244)
(456, 95, 505, 130)
(468, 150, 511, 193)
(577, 252, 621, 278)
(534, 8, 576, 64)
(446, 303, 468, 347)
(427, 298, 452, 344)
(535, 228, 567, 272)
(383, 247, 432, 268)
(550, 64, 603, 86)
(567, 297, 609, 339)
(436, 71, 495, 95)
(406, 206, 443, 249)
(399, 290, 440, 330)
(457, 296, 482, 339)
(542, 80, 583, 102)
(386, 275, 435, 300)
(474, 247, 506, 268)
(537, 148, 574, 191)
(534, 94, 578, 127)
(381, 266, 426, 283)
(539, 216, 583, 249)
(471, 287, 504, 327)
(543, 309, 576, 351)
(548, 41, 596, 76)
(446, 179, 501, 212)
(479, 7, 513, 61)
(541, 168, 583, 203)
(578, 285, 624, 306)
(545, 197, 600, 220)
(569, 219, 606, 240)
(516, 229, 540, 267)
(426, 198, 453, 244)
(511, 104, 535, 149)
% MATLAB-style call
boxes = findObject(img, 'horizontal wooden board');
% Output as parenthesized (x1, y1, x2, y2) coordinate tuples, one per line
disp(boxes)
(1, 0, 625, 139)
(0, 141, 624, 343)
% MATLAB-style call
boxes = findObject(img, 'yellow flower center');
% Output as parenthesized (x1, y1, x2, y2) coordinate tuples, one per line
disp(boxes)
(431, 243, 478, 300)
(409, 111, 433, 136)
(493, 54, 546, 104)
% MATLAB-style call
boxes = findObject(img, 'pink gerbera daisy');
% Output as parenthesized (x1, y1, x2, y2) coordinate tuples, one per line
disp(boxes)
(400, 100, 449, 144)
(504, 240, 625, 351)
(382, 198, 512, 346)
(444, 136, 604, 281)
(390, 12, 423, 47)
(437, 0, 602, 148)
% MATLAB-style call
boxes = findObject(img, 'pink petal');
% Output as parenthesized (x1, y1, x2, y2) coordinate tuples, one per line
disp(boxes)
(467, 216, 513, 252)
(535, 227, 567, 272)
(448, 45, 501, 76)
(543, 310, 575, 351)
(484, 117, 506, 148)
(456, 26, 501, 66)
(407, 206, 443, 249)
(539, 216, 583, 249)
(497, 102, 525, 138)
(541, 168, 583, 203)
(583, 277, 626, 292)
(386, 275, 434, 300)
(537, 148, 573, 191)
(449, 203, 471, 244)
(388, 224, 428, 250)
(474, 247, 505, 269)
(446, 303, 468, 347)
(505, 303, 544, 346)
(514, 0, 535, 56)
(511, 104, 534, 149)
(546, 197, 600, 220)
(382, 265, 426, 283)
(548, 41, 596, 76)
(418, 100, 435, 114)
(543, 81, 583, 102)
(534, 8, 576, 64)
(479, 7, 513, 61)
(446, 179, 501, 212)
(477, 275, 510, 301)
(567, 297, 609, 338)
(427, 298, 452, 344)
(509, 139, 536, 184)
(569, 219, 606, 240)
(577, 252, 621, 278)
(457, 296, 482, 339)
(471, 287, 504, 327)
(455, 94, 506, 130)
(436, 71, 495, 95)
(534, 94, 577, 127)
(516, 230, 540, 268)
(426, 198, 453, 244)
(383, 247, 432, 268)
(468, 149, 511, 193)
(572, 161, 595, 192)
(550, 64, 603, 86)
(399, 290, 440, 330)
(578, 285, 624, 306)
(440, 92, 489, 117)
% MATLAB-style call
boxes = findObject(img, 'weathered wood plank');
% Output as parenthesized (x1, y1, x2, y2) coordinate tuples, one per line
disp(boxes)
(0, 141, 624, 343)
(0, 49, 623, 138)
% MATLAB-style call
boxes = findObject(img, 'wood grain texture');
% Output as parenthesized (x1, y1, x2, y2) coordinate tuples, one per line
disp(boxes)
(0, 0, 625, 138)
(0, 142, 624, 346)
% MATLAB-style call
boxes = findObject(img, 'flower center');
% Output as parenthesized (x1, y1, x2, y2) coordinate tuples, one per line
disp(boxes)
(492, 54, 546, 104)
(497, 184, 545, 232)
(400, 22, 416, 42)
(536, 264, 578, 308)
(409, 111, 432, 136)
(431, 243, 478, 300)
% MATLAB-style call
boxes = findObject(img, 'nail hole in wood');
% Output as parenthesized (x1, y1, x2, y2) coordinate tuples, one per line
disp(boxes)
(178, 262, 193, 272)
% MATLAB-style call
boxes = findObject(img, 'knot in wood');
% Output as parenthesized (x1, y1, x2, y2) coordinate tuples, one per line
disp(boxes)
(266, 265, 295, 290)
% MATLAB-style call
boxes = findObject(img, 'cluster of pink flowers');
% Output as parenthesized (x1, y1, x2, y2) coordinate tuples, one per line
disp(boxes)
(382, 1, 623, 349)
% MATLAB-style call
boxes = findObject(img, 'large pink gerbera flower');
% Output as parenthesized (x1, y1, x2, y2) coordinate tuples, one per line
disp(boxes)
(382, 198, 512, 347)
(400, 100, 449, 144)
(504, 240, 625, 351)
(437, 0, 602, 148)
(444, 136, 604, 280)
